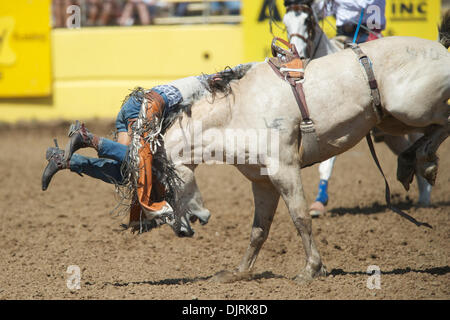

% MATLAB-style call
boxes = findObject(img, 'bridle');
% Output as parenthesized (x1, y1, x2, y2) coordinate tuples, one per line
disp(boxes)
(286, 3, 322, 59)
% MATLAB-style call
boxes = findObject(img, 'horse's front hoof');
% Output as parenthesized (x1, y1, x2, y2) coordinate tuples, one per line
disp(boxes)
(211, 269, 252, 283)
(309, 201, 326, 217)
(294, 264, 327, 284)
(316, 264, 328, 277)
(293, 272, 314, 284)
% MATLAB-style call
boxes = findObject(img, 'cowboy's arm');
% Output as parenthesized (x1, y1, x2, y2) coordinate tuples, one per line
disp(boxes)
(116, 106, 131, 145)
(312, 0, 336, 19)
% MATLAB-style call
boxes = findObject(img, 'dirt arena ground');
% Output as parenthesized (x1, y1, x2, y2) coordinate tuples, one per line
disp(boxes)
(0, 121, 448, 300)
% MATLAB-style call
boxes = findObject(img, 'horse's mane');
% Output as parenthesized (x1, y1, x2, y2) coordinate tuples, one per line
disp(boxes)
(159, 63, 255, 139)
(202, 63, 254, 100)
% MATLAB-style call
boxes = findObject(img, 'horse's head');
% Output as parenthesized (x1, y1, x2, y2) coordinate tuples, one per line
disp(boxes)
(283, 1, 316, 59)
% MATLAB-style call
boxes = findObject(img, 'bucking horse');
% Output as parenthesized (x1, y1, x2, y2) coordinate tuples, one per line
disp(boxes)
(131, 15, 450, 282)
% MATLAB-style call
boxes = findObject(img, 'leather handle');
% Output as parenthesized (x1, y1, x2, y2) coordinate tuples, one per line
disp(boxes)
(271, 37, 294, 57)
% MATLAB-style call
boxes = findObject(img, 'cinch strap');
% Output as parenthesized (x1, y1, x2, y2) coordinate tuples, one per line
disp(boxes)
(350, 44, 384, 123)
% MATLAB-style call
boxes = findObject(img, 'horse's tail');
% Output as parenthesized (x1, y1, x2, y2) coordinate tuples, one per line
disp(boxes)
(438, 10, 450, 49)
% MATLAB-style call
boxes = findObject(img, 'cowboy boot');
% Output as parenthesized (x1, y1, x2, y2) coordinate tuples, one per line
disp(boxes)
(64, 120, 100, 162)
(42, 140, 68, 191)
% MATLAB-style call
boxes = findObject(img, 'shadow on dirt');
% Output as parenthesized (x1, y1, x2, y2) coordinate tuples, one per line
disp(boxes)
(330, 265, 450, 276)
(94, 266, 449, 288)
(101, 271, 285, 287)
(328, 200, 450, 216)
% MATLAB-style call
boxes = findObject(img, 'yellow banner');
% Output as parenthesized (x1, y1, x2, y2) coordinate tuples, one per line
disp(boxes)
(0, 0, 52, 97)
(385, 0, 441, 39)
(242, 0, 287, 62)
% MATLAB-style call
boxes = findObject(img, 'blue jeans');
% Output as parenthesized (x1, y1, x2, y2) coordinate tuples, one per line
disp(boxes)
(69, 138, 128, 184)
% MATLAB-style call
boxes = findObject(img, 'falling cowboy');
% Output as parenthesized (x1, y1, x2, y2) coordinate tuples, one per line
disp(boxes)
(41, 64, 253, 236)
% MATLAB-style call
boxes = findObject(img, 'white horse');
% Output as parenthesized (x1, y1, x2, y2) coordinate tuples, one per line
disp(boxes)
(282, 1, 434, 217)
(159, 18, 450, 282)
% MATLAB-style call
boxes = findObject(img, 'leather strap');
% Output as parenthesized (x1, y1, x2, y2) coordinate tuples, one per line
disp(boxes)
(350, 45, 430, 227)
(366, 134, 432, 228)
(350, 44, 384, 123)
(268, 56, 320, 166)
(289, 33, 308, 43)
(267, 58, 310, 121)
(271, 37, 295, 58)
(291, 81, 311, 121)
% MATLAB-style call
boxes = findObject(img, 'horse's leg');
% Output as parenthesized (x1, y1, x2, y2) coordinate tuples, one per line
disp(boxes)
(384, 134, 432, 206)
(408, 133, 432, 206)
(309, 156, 336, 217)
(383, 134, 410, 155)
(398, 125, 448, 190)
(212, 178, 280, 283)
(175, 164, 211, 224)
(417, 175, 432, 206)
(270, 163, 326, 283)
(414, 125, 448, 186)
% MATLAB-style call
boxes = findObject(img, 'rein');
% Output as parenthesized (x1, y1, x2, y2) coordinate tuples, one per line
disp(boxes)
(365, 134, 432, 228)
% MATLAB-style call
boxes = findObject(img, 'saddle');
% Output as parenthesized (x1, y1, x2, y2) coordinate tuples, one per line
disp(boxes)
(268, 37, 306, 83)
(267, 37, 321, 166)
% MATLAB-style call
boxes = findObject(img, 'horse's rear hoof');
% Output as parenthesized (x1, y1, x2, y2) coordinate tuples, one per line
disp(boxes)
(309, 201, 326, 217)
(423, 163, 438, 186)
